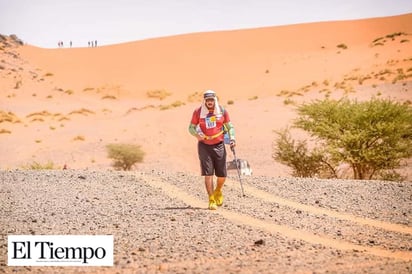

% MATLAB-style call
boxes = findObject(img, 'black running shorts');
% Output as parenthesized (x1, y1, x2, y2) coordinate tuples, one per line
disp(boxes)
(198, 141, 227, 177)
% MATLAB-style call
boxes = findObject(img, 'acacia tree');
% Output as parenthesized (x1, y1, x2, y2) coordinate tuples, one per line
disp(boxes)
(106, 143, 145, 171)
(273, 128, 337, 178)
(292, 98, 412, 180)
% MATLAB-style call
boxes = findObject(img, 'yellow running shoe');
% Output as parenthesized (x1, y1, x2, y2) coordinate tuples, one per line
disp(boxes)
(209, 195, 217, 210)
(213, 189, 223, 206)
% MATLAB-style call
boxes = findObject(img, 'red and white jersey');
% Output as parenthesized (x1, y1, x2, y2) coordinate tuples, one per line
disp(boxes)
(190, 106, 230, 145)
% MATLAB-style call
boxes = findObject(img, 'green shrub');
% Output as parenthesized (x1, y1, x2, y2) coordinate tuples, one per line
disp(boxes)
(273, 129, 336, 178)
(106, 143, 145, 171)
(378, 170, 406, 182)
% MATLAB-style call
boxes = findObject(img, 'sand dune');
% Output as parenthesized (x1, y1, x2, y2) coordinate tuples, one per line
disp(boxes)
(0, 13, 411, 179)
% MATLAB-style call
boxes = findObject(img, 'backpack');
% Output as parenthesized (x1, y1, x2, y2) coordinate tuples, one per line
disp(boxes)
(220, 106, 231, 145)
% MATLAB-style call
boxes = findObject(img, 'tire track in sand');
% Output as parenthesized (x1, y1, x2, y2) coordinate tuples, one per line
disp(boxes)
(143, 175, 412, 261)
(225, 179, 412, 235)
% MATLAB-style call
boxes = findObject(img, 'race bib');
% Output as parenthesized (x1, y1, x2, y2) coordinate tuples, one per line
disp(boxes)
(205, 115, 217, 129)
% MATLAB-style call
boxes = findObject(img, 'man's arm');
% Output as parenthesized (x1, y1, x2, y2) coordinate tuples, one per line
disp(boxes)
(189, 108, 206, 141)
(189, 123, 206, 141)
(188, 123, 198, 136)
(224, 121, 235, 141)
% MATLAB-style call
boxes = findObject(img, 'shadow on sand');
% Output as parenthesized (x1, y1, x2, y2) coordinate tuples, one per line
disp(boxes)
(163, 205, 205, 210)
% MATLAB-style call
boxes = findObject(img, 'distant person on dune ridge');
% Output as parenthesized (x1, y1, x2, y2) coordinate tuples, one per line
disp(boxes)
(188, 90, 236, 210)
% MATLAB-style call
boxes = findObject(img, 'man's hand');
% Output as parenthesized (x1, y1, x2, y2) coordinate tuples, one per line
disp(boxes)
(230, 139, 236, 149)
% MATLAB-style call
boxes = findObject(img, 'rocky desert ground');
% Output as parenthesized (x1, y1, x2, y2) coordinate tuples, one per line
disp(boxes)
(1, 169, 411, 273)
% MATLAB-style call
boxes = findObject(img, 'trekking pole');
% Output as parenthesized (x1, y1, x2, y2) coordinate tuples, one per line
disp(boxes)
(230, 146, 245, 197)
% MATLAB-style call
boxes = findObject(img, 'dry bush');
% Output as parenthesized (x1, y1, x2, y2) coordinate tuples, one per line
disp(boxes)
(22, 161, 56, 170)
(171, 101, 185, 107)
(102, 95, 117, 100)
(277, 90, 290, 97)
(0, 110, 20, 123)
(26, 110, 52, 118)
(159, 101, 185, 110)
(187, 91, 202, 102)
(106, 143, 145, 171)
(125, 105, 155, 114)
(69, 108, 95, 116)
(336, 43, 348, 50)
(283, 98, 295, 106)
(14, 80, 22, 89)
(58, 116, 70, 121)
(73, 135, 85, 141)
(147, 89, 171, 100)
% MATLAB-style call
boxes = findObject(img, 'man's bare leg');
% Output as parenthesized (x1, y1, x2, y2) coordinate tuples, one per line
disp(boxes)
(215, 177, 225, 192)
(205, 175, 214, 195)
(205, 176, 217, 210)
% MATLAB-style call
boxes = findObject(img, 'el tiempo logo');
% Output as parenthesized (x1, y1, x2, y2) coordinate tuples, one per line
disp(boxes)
(8, 235, 113, 266)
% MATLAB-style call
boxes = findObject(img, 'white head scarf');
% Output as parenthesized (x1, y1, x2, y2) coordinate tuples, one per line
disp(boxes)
(200, 90, 222, 118)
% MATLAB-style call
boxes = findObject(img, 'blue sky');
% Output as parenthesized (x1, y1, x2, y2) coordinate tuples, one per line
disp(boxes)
(1, 0, 412, 48)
